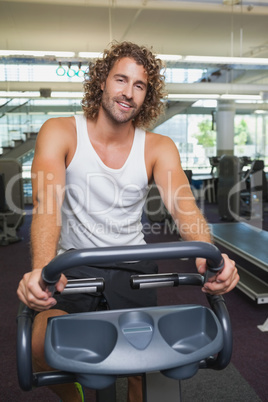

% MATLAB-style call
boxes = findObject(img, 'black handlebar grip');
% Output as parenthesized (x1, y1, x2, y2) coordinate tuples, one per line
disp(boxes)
(204, 258, 224, 283)
(131, 273, 204, 289)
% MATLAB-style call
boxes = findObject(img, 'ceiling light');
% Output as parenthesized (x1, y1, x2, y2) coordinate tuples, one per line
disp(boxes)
(0, 91, 40, 98)
(168, 94, 220, 100)
(0, 50, 75, 57)
(254, 110, 267, 114)
(220, 94, 262, 100)
(1, 50, 268, 68)
(157, 54, 183, 62)
(184, 55, 268, 66)
(168, 93, 263, 101)
(51, 92, 83, 98)
(78, 52, 103, 58)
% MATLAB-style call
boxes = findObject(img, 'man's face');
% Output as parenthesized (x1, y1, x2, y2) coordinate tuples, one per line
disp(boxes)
(100, 57, 148, 125)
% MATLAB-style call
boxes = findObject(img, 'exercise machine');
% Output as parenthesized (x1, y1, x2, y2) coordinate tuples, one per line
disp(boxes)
(240, 159, 267, 219)
(17, 241, 232, 401)
(0, 159, 25, 245)
(217, 155, 267, 222)
(217, 155, 241, 221)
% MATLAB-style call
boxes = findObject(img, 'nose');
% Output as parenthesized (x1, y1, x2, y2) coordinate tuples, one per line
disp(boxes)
(122, 82, 133, 100)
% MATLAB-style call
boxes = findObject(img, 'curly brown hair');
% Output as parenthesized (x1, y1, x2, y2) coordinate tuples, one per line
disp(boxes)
(81, 41, 167, 129)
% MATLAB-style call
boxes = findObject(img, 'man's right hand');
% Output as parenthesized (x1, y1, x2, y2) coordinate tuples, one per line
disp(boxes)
(17, 269, 67, 312)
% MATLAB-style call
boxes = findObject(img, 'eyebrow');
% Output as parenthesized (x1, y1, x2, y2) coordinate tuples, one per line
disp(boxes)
(113, 74, 147, 89)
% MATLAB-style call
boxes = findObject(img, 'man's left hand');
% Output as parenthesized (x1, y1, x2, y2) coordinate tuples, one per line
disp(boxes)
(196, 254, 239, 295)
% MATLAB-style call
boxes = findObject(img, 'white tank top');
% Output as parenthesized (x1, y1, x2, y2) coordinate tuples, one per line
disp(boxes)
(58, 114, 150, 253)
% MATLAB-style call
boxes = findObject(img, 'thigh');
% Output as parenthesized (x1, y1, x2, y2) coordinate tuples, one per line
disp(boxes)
(32, 309, 67, 370)
(32, 309, 67, 339)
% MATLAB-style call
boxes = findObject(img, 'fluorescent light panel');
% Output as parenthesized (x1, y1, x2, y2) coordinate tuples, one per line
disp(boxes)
(254, 110, 268, 114)
(0, 92, 264, 102)
(156, 54, 268, 66)
(157, 54, 183, 61)
(168, 93, 263, 101)
(0, 50, 75, 58)
(51, 92, 83, 98)
(0, 91, 40, 97)
(184, 55, 268, 65)
(1, 50, 268, 66)
(221, 94, 262, 100)
(0, 91, 83, 98)
(78, 52, 103, 58)
(168, 94, 220, 100)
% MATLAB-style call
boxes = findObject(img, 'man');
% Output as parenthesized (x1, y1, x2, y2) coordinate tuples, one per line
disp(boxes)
(17, 42, 239, 402)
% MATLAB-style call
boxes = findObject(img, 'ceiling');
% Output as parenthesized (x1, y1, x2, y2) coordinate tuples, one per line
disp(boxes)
(1, 0, 268, 113)
(1, 0, 268, 57)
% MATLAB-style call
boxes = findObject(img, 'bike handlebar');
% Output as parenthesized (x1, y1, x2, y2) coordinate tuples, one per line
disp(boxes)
(17, 241, 231, 392)
(41, 241, 224, 287)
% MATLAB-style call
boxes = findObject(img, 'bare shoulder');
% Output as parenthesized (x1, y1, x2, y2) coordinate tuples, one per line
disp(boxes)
(145, 131, 181, 182)
(145, 131, 179, 161)
(35, 116, 76, 157)
(146, 131, 178, 150)
(38, 116, 75, 140)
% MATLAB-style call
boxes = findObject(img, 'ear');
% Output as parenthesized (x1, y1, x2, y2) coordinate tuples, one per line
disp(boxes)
(100, 81, 105, 91)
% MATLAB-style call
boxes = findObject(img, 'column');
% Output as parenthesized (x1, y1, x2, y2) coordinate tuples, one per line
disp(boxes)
(216, 100, 235, 156)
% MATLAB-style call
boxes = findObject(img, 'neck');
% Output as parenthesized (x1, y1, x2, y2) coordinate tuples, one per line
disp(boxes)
(90, 108, 135, 144)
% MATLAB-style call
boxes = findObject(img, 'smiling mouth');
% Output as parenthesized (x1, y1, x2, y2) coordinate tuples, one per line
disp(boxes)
(117, 101, 132, 109)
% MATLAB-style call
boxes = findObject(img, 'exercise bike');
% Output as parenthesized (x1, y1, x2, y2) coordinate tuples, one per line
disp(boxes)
(17, 241, 232, 401)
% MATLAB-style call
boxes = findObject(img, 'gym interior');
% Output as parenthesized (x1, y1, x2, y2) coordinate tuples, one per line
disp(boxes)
(0, 1, 267, 401)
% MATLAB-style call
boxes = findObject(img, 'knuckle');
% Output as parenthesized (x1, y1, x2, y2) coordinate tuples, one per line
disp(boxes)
(27, 293, 35, 303)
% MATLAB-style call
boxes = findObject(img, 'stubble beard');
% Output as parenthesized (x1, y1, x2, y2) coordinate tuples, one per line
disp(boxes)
(101, 89, 141, 125)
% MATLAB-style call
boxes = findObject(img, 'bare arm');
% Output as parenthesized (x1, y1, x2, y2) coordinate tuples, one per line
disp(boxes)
(17, 118, 72, 310)
(152, 136, 211, 242)
(31, 122, 66, 269)
(152, 135, 239, 295)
